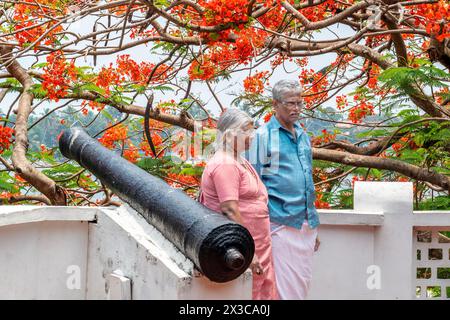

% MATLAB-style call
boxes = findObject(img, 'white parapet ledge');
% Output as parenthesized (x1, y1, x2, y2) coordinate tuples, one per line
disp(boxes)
(317, 209, 384, 226)
(98, 205, 194, 279)
(412, 210, 450, 227)
(0, 205, 97, 228)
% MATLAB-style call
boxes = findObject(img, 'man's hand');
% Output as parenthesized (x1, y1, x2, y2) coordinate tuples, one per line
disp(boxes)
(314, 236, 321, 252)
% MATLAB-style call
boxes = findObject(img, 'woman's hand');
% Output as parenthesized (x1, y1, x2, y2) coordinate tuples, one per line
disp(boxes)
(250, 256, 263, 275)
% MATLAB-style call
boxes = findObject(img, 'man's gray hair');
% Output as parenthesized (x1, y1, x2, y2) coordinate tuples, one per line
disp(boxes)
(272, 79, 303, 101)
(215, 108, 253, 152)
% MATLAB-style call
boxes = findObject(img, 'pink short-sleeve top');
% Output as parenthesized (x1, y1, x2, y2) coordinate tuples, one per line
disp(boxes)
(200, 151, 269, 220)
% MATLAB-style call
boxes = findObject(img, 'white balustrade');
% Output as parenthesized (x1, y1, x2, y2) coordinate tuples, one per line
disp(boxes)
(0, 182, 448, 299)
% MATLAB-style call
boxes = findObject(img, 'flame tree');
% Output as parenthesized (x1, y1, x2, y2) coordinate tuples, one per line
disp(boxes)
(0, 0, 449, 208)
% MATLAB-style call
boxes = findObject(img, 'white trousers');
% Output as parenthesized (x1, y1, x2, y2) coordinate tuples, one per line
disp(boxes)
(270, 221, 318, 300)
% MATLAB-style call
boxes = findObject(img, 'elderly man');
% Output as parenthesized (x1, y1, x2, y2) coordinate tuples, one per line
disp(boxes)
(247, 79, 320, 300)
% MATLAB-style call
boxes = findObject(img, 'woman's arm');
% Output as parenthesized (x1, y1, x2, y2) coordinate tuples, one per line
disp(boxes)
(219, 200, 244, 225)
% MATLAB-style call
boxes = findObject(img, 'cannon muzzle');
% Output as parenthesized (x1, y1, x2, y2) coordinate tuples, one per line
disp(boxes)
(59, 127, 254, 283)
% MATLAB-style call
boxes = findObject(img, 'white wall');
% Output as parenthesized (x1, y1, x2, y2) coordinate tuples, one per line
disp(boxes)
(308, 224, 377, 299)
(0, 205, 252, 300)
(86, 205, 252, 299)
(0, 206, 93, 299)
(0, 221, 89, 299)
(0, 182, 448, 300)
(308, 182, 450, 300)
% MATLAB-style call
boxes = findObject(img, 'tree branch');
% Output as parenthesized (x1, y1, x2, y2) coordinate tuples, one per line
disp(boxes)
(0, 46, 66, 205)
(313, 148, 450, 192)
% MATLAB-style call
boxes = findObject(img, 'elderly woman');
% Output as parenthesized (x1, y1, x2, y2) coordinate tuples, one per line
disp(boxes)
(199, 108, 278, 300)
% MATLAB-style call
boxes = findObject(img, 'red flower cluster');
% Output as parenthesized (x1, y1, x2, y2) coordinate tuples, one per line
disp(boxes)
(257, 3, 285, 29)
(263, 112, 273, 123)
(140, 133, 164, 157)
(366, 63, 381, 90)
(365, 34, 390, 48)
(188, 58, 217, 81)
(243, 71, 269, 94)
(391, 135, 418, 155)
(314, 193, 330, 209)
(270, 54, 290, 69)
(203, 117, 217, 129)
(299, 69, 329, 108)
(98, 120, 171, 162)
(96, 64, 121, 93)
(42, 52, 78, 102)
(166, 172, 200, 189)
(98, 124, 149, 163)
(98, 124, 129, 149)
(411, 0, 450, 41)
(189, 28, 266, 80)
(313, 167, 329, 184)
(336, 95, 349, 111)
(81, 100, 105, 113)
(97, 55, 171, 94)
(299, 0, 339, 23)
(123, 144, 140, 163)
(0, 191, 20, 202)
(172, 0, 283, 32)
(116, 55, 171, 84)
(436, 87, 449, 105)
(13, 0, 64, 49)
(295, 57, 309, 68)
(0, 125, 14, 153)
(348, 100, 375, 124)
(312, 129, 336, 146)
(198, 0, 250, 26)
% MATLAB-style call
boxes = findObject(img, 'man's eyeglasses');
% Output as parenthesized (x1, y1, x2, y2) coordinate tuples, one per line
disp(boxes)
(280, 101, 304, 109)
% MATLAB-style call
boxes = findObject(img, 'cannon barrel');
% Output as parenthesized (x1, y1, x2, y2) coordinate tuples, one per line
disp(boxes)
(59, 127, 254, 283)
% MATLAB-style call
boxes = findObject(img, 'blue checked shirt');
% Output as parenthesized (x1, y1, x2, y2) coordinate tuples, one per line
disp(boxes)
(246, 116, 320, 230)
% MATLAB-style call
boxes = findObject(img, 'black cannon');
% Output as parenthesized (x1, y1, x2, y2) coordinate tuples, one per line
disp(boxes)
(59, 127, 254, 283)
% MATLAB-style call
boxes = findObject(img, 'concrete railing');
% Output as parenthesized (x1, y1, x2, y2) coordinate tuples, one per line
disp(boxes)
(0, 204, 251, 299)
(308, 182, 450, 300)
(0, 181, 448, 299)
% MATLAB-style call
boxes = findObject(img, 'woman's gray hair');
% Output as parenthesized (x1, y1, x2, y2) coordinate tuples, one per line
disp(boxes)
(214, 108, 253, 152)
(272, 79, 303, 101)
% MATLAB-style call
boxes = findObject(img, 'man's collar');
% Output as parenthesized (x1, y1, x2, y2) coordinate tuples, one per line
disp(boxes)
(268, 115, 303, 134)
